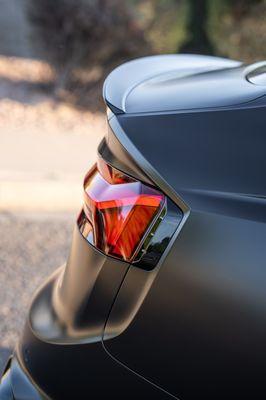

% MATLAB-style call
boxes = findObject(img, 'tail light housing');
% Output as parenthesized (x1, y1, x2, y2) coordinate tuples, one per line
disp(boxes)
(78, 158, 182, 269)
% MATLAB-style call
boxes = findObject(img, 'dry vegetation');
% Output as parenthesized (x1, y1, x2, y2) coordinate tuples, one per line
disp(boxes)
(211, 1, 266, 63)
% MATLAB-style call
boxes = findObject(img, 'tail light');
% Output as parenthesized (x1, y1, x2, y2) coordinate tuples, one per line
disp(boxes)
(78, 157, 182, 269)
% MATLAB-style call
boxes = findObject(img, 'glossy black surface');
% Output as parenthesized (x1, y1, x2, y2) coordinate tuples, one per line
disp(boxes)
(78, 200, 183, 271)
(134, 198, 183, 270)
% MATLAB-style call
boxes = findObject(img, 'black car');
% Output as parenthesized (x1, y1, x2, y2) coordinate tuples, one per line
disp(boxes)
(1, 54, 266, 399)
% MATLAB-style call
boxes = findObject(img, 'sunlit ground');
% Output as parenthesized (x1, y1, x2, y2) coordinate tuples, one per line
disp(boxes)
(0, 55, 105, 213)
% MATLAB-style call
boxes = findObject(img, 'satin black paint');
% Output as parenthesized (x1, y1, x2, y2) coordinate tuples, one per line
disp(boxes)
(1, 54, 266, 399)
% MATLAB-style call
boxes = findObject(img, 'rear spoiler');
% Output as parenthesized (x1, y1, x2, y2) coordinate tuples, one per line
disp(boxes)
(103, 54, 241, 114)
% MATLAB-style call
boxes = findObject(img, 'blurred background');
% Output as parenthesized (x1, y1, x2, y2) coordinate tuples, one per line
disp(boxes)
(1, 0, 266, 113)
(0, 0, 266, 371)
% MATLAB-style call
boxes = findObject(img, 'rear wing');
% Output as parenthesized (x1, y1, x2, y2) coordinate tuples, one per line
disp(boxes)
(103, 54, 241, 114)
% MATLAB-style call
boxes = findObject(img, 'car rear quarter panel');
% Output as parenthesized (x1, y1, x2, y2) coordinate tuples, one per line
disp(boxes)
(103, 103, 266, 399)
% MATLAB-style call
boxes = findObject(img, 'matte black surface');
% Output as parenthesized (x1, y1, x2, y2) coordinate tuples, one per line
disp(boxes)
(3, 54, 266, 399)
(103, 54, 242, 113)
(30, 225, 129, 344)
(17, 322, 174, 399)
(103, 85, 266, 398)
(105, 209, 266, 399)
(116, 103, 266, 199)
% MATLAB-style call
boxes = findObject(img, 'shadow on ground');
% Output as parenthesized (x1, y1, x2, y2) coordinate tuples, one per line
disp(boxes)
(0, 66, 105, 113)
(0, 77, 53, 105)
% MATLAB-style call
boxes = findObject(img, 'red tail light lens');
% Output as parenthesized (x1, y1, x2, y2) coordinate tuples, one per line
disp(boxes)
(78, 158, 165, 262)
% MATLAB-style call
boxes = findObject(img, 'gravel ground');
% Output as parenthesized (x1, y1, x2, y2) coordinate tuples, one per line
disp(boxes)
(0, 212, 74, 373)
